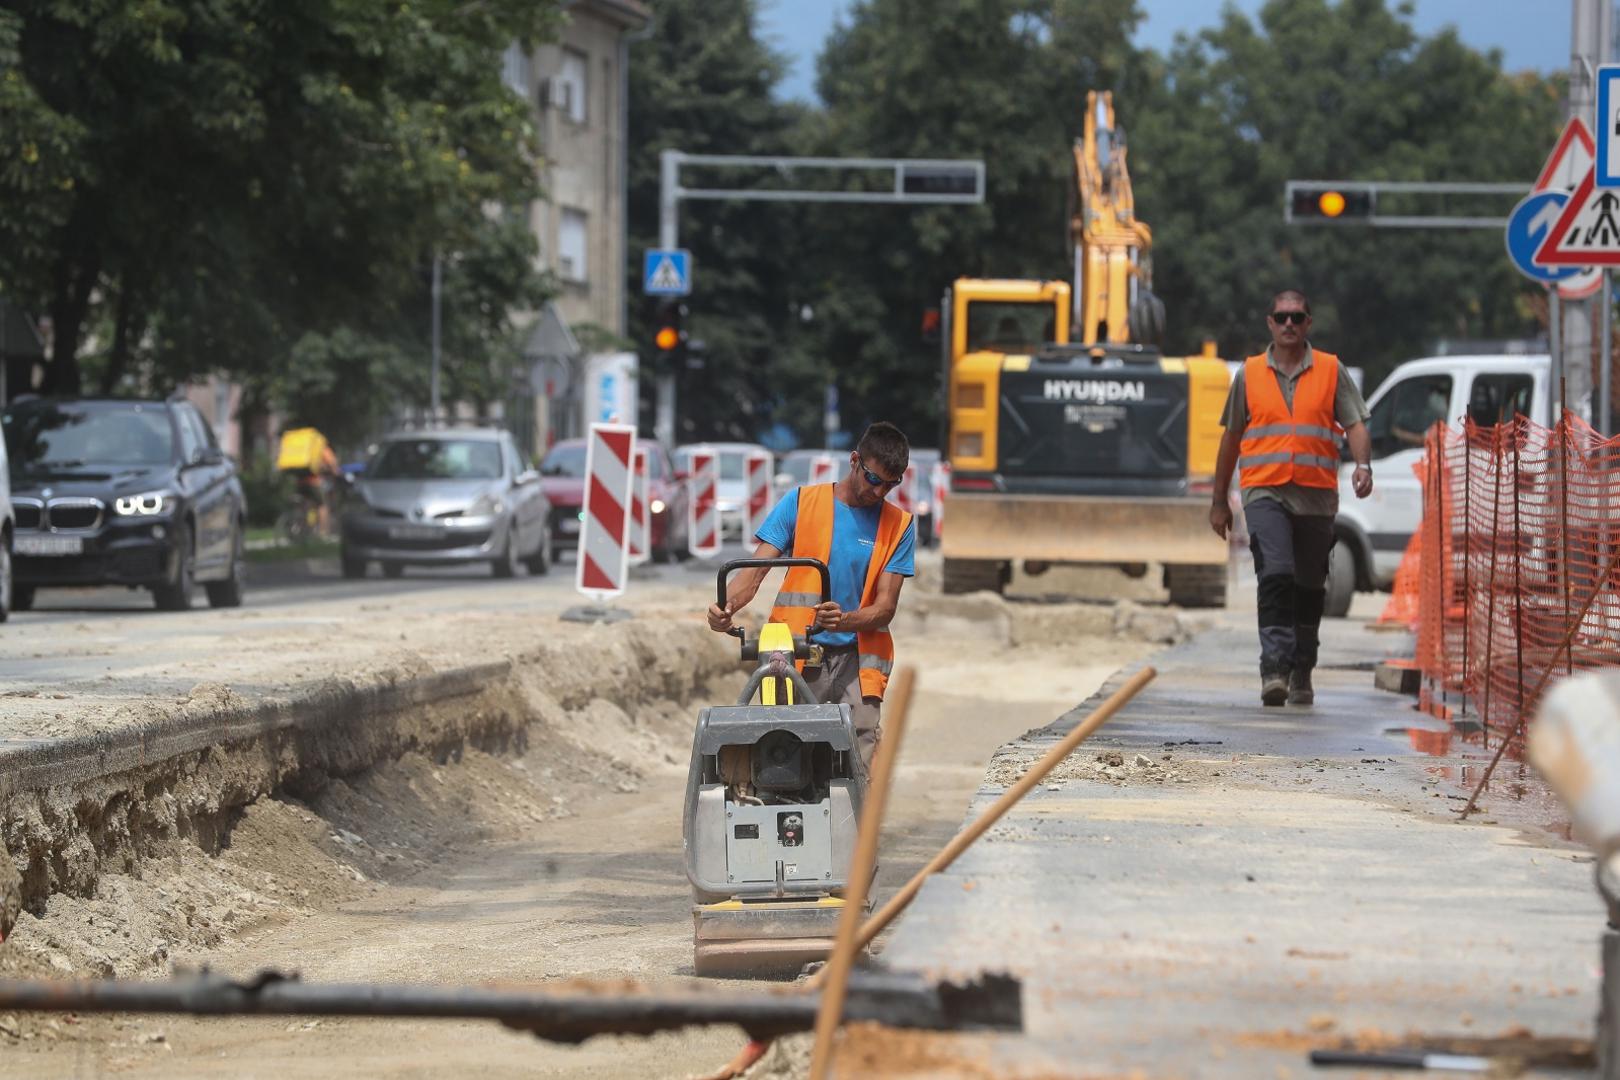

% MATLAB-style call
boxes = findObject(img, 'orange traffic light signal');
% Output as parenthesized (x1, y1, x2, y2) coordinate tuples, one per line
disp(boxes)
(651, 300, 688, 363)
(1289, 185, 1373, 223)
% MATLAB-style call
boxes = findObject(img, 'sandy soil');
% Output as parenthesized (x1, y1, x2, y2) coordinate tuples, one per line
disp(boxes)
(0, 596, 1149, 1078)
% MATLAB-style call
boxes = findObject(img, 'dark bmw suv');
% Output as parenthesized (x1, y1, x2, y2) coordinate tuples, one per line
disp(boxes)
(2, 397, 247, 611)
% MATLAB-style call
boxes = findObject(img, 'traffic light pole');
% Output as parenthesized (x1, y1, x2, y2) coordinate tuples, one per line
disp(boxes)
(652, 149, 985, 449)
(1283, 180, 1524, 228)
(656, 151, 681, 450)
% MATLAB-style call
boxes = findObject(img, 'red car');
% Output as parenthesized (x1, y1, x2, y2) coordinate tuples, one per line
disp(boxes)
(538, 438, 690, 562)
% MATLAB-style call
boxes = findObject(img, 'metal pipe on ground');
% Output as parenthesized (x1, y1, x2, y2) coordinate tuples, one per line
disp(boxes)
(809, 666, 916, 1080)
(0, 968, 1020, 1044)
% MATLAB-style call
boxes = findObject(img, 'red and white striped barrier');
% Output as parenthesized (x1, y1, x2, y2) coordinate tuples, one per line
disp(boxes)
(809, 453, 837, 486)
(887, 462, 920, 514)
(930, 461, 950, 541)
(744, 449, 773, 540)
(628, 444, 651, 567)
(687, 448, 721, 558)
(575, 423, 635, 599)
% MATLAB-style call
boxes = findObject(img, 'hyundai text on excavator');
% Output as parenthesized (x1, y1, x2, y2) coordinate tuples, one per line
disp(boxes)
(939, 93, 1230, 607)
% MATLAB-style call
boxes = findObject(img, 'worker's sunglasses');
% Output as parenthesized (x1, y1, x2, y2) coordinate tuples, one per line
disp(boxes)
(1269, 311, 1309, 325)
(857, 459, 901, 490)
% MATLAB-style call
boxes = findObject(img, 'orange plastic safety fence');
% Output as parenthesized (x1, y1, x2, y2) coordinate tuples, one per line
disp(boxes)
(1414, 413, 1620, 743)
(1376, 520, 1422, 627)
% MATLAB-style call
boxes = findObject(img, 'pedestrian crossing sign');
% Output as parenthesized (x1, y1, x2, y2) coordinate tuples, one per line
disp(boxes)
(642, 248, 692, 296)
(1534, 166, 1620, 265)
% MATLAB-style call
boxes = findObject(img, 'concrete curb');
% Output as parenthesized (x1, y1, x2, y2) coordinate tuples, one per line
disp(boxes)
(0, 660, 509, 797)
(1, 622, 734, 912)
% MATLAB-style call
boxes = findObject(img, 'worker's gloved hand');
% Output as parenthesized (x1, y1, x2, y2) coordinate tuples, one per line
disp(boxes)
(1208, 501, 1233, 541)
(707, 603, 733, 633)
(813, 601, 844, 631)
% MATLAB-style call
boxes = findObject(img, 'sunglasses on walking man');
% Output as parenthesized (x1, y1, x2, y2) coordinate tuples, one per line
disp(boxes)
(855, 457, 901, 490)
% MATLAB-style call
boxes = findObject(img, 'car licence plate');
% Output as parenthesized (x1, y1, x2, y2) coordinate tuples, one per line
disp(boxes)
(15, 535, 83, 556)
(387, 525, 441, 541)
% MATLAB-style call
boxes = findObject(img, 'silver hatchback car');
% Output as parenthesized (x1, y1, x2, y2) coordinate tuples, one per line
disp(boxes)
(340, 428, 551, 579)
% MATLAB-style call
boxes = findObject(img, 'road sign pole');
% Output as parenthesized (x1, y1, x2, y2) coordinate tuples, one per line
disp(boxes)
(1603, 270, 1613, 435)
(1552, 289, 1565, 415)
(1562, 0, 1605, 419)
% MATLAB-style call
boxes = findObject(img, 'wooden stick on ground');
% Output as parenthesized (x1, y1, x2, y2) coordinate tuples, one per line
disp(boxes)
(807, 666, 916, 1080)
(699, 665, 1156, 1080)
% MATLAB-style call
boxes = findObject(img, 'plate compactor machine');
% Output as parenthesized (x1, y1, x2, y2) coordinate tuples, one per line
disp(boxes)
(683, 558, 867, 978)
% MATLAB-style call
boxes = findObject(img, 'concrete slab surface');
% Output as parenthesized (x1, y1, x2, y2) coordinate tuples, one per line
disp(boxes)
(879, 613, 1600, 1078)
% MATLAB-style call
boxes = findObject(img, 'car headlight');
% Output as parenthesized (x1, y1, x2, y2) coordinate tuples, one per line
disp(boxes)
(115, 491, 173, 517)
(650, 499, 667, 514)
(917, 501, 930, 516)
(467, 493, 504, 517)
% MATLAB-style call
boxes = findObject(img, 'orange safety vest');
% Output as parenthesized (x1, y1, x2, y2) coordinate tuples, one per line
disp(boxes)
(1239, 350, 1342, 490)
(768, 483, 911, 700)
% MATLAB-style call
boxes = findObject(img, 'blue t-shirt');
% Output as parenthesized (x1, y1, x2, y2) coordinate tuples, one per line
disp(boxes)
(756, 487, 916, 648)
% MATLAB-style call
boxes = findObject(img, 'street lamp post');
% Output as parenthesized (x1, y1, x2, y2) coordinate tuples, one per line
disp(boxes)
(430, 254, 443, 424)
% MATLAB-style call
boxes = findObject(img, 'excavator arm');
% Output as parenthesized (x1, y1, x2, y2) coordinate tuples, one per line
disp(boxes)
(1070, 92, 1161, 346)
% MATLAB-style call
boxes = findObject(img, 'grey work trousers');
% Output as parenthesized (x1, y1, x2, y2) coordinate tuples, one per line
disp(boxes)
(1243, 498, 1335, 677)
(802, 648, 881, 771)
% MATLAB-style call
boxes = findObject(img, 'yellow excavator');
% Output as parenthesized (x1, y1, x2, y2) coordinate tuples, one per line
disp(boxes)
(939, 92, 1230, 607)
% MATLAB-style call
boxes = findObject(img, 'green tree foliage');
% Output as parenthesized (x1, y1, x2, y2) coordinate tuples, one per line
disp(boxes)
(783, 0, 1559, 443)
(626, 0, 810, 444)
(0, 0, 556, 448)
(1126, 0, 1562, 382)
(789, 0, 1147, 446)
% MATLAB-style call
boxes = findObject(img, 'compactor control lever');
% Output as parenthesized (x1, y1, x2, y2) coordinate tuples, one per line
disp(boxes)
(716, 557, 832, 660)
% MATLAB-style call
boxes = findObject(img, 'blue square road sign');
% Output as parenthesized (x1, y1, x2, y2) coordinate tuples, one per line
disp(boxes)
(1597, 65, 1620, 188)
(643, 249, 692, 296)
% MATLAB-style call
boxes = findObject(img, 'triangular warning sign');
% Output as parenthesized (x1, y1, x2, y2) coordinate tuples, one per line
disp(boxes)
(1535, 116, 1594, 194)
(1535, 167, 1620, 265)
(648, 256, 685, 291)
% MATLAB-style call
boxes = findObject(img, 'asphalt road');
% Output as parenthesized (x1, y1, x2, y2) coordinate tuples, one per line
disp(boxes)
(13, 546, 729, 623)
(0, 544, 757, 744)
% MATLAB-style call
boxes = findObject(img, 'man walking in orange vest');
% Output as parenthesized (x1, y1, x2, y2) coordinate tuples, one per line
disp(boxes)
(708, 422, 916, 767)
(1209, 289, 1374, 707)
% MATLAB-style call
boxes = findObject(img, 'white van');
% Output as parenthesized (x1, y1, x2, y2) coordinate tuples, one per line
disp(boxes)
(1326, 352, 1551, 616)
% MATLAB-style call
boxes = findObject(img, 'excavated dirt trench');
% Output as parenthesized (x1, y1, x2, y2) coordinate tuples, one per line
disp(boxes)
(0, 591, 1162, 1078)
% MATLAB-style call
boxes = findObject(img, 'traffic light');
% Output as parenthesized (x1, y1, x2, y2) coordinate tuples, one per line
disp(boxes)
(1288, 185, 1374, 224)
(652, 300, 687, 362)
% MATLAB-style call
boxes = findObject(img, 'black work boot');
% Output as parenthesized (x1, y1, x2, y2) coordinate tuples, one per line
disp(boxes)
(1261, 666, 1290, 707)
(1288, 666, 1314, 706)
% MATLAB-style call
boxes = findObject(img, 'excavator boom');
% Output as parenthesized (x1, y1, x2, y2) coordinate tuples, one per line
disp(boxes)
(1070, 91, 1156, 346)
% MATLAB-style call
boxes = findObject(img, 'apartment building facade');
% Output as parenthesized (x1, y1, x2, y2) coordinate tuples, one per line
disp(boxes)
(505, 0, 651, 454)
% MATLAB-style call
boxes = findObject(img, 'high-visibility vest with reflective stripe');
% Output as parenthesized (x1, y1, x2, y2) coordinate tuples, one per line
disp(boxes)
(768, 483, 911, 700)
(1239, 350, 1342, 490)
